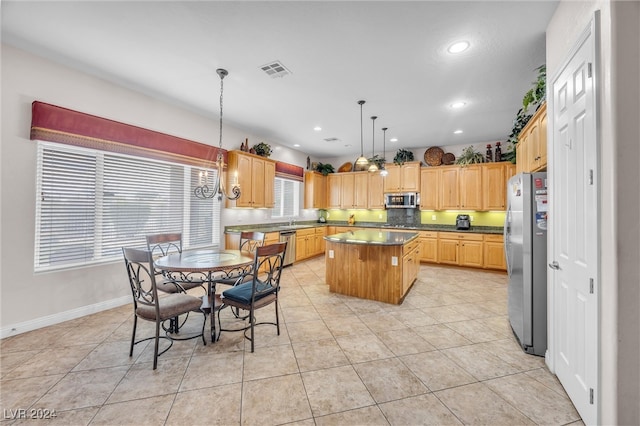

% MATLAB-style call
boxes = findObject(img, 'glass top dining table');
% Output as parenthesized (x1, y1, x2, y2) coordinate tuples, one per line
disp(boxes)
(154, 249, 255, 342)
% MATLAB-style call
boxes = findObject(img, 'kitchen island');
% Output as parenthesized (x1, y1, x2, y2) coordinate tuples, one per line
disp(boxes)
(324, 229, 420, 304)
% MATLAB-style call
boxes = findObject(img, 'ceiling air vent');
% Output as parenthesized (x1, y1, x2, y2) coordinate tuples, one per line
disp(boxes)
(323, 137, 340, 143)
(260, 61, 292, 78)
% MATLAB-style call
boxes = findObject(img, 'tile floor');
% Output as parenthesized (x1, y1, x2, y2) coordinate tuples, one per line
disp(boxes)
(1, 258, 583, 425)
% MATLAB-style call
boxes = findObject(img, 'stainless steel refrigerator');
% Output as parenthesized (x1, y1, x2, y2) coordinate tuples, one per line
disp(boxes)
(504, 172, 548, 356)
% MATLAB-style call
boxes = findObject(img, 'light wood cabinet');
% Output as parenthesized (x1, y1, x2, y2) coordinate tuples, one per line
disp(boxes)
(418, 231, 438, 263)
(383, 161, 420, 193)
(341, 173, 355, 208)
(226, 150, 276, 208)
(304, 171, 327, 209)
(517, 102, 547, 173)
(459, 165, 482, 210)
(482, 162, 515, 211)
(353, 172, 369, 208)
(367, 172, 385, 209)
(402, 238, 420, 295)
(439, 167, 460, 210)
(295, 226, 326, 261)
(437, 232, 484, 267)
(419, 168, 439, 210)
(327, 174, 342, 208)
(483, 234, 506, 270)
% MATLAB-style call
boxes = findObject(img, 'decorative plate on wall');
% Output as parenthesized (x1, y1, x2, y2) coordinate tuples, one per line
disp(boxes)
(424, 146, 444, 166)
(338, 162, 353, 172)
(442, 152, 456, 165)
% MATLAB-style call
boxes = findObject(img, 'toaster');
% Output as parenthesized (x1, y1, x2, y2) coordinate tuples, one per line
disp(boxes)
(455, 214, 471, 230)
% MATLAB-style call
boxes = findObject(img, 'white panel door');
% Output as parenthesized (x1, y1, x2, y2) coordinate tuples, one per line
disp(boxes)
(550, 17, 599, 425)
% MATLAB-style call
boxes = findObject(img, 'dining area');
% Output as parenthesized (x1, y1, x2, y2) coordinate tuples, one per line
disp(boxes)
(123, 232, 287, 369)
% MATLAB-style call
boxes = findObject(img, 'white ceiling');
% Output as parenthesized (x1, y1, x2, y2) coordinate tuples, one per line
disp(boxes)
(1, 1, 557, 158)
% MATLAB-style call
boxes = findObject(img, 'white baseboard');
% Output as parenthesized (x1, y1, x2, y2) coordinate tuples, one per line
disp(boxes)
(0, 296, 130, 339)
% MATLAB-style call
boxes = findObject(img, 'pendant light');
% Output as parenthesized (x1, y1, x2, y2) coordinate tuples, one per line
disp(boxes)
(380, 127, 388, 177)
(194, 68, 241, 200)
(355, 100, 369, 166)
(368, 116, 378, 172)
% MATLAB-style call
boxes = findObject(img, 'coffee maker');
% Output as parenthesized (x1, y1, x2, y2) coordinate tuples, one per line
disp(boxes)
(456, 214, 471, 230)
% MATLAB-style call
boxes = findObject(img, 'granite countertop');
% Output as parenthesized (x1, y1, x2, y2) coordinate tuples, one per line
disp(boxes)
(225, 221, 503, 235)
(324, 229, 419, 245)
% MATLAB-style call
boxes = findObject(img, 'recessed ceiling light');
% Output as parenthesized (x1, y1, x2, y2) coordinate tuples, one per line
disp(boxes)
(293, 144, 300, 147)
(450, 101, 466, 109)
(454, 129, 463, 134)
(313, 126, 322, 131)
(390, 138, 398, 142)
(447, 41, 470, 54)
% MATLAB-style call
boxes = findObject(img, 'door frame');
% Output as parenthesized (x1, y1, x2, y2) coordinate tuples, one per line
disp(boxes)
(546, 11, 601, 424)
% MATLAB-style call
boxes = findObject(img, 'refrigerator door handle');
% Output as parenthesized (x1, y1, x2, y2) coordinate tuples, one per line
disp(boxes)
(504, 206, 512, 276)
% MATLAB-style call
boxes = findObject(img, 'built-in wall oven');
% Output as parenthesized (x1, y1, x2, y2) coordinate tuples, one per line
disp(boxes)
(279, 230, 296, 266)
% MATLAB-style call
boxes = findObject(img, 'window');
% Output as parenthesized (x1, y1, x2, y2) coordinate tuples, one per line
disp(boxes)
(271, 177, 300, 218)
(35, 141, 221, 272)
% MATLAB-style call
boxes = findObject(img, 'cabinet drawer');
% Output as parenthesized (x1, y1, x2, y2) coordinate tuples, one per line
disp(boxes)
(403, 239, 419, 256)
(419, 231, 438, 238)
(438, 232, 484, 241)
(484, 234, 504, 243)
(296, 228, 315, 237)
(264, 232, 280, 245)
(315, 227, 327, 236)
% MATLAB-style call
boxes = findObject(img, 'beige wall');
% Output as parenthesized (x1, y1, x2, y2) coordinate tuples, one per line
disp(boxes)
(0, 44, 308, 336)
(547, 1, 639, 424)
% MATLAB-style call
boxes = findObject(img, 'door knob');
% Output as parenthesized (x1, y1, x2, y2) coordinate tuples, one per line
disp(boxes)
(548, 261, 560, 270)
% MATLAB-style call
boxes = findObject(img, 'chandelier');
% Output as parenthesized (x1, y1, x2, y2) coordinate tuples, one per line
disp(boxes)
(194, 68, 241, 200)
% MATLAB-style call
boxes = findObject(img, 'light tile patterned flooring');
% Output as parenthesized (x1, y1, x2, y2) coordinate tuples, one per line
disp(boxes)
(1, 258, 583, 425)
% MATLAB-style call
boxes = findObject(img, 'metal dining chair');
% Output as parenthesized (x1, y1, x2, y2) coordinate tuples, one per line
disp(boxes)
(122, 247, 206, 369)
(218, 242, 287, 352)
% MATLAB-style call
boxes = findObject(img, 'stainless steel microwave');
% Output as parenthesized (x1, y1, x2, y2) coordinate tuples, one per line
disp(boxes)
(384, 193, 419, 208)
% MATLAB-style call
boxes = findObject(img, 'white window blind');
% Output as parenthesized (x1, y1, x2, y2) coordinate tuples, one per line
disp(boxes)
(271, 177, 299, 218)
(35, 141, 221, 272)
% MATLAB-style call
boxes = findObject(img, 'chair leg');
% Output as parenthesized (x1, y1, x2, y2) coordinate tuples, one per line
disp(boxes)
(275, 300, 280, 335)
(200, 312, 207, 346)
(153, 320, 160, 370)
(250, 309, 255, 353)
(129, 315, 137, 357)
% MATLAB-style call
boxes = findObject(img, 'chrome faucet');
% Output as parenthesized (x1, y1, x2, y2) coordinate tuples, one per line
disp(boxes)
(288, 217, 295, 226)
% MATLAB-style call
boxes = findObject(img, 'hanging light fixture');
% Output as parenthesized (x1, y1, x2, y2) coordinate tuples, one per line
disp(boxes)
(380, 127, 388, 177)
(355, 100, 369, 166)
(368, 116, 378, 172)
(194, 68, 241, 200)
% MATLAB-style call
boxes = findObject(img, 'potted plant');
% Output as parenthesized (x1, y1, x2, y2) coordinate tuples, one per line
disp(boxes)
(252, 142, 272, 157)
(455, 146, 485, 165)
(507, 64, 546, 159)
(367, 154, 386, 169)
(393, 149, 414, 165)
(314, 162, 335, 176)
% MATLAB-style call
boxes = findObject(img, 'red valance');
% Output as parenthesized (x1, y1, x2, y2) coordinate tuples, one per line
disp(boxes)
(275, 161, 304, 182)
(30, 101, 227, 168)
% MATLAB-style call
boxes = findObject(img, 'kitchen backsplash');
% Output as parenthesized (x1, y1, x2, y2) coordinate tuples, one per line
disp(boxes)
(325, 209, 505, 227)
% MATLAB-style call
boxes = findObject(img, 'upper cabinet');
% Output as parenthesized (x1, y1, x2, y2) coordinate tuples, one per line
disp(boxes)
(482, 163, 515, 210)
(226, 150, 276, 208)
(368, 172, 385, 209)
(324, 171, 385, 209)
(304, 171, 327, 209)
(517, 102, 547, 174)
(421, 162, 513, 211)
(383, 161, 421, 193)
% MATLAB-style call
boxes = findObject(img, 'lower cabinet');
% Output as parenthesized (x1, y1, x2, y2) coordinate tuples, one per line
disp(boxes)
(295, 227, 326, 261)
(421, 232, 506, 271)
(483, 234, 506, 270)
(419, 231, 438, 263)
(402, 239, 420, 294)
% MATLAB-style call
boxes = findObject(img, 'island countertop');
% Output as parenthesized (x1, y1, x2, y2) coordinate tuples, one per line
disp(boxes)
(324, 229, 419, 245)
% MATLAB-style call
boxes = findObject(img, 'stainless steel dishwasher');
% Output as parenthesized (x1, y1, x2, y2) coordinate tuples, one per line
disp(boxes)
(279, 230, 296, 266)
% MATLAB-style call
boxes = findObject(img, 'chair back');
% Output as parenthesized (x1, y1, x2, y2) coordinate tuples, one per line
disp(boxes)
(122, 247, 160, 315)
(146, 233, 182, 257)
(251, 242, 287, 299)
(239, 231, 265, 254)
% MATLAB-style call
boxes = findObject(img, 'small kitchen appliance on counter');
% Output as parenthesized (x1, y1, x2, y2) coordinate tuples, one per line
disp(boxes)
(455, 214, 471, 230)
